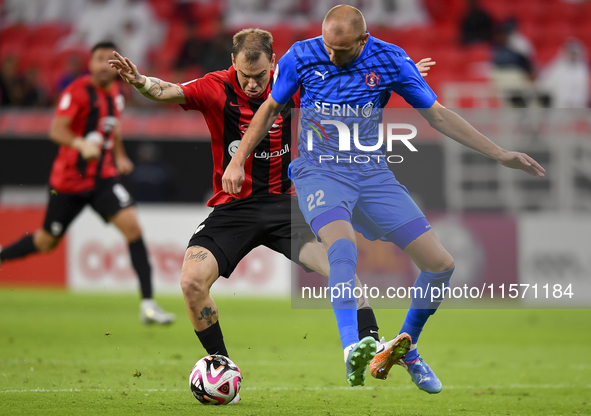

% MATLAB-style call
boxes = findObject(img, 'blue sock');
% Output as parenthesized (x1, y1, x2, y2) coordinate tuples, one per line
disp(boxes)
(400, 268, 455, 349)
(327, 238, 359, 350)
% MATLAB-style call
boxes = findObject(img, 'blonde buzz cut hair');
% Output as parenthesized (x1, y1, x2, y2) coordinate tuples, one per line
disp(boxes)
(232, 28, 274, 63)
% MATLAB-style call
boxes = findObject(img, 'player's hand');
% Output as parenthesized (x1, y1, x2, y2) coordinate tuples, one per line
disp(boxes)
(498, 151, 546, 177)
(415, 58, 436, 77)
(116, 155, 134, 175)
(222, 161, 245, 195)
(109, 51, 144, 87)
(72, 138, 101, 160)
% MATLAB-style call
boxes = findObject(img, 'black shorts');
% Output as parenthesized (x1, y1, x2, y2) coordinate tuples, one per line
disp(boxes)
(187, 194, 314, 278)
(43, 177, 135, 237)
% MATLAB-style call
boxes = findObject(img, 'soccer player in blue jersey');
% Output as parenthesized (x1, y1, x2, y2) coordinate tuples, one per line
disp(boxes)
(223, 5, 545, 391)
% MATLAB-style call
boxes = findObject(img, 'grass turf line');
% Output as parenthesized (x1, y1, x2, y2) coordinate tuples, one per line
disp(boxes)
(0, 289, 589, 415)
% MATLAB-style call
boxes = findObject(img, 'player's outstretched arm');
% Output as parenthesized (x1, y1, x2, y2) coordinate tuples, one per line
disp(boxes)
(222, 97, 286, 194)
(419, 101, 546, 177)
(109, 51, 185, 105)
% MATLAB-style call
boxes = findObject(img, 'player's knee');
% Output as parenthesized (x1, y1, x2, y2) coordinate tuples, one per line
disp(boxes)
(33, 231, 59, 253)
(124, 225, 143, 243)
(180, 270, 211, 300)
(36, 237, 59, 253)
(430, 255, 455, 273)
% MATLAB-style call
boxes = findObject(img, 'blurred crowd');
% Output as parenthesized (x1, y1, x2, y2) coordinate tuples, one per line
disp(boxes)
(1, 0, 590, 109)
(461, 0, 589, 107)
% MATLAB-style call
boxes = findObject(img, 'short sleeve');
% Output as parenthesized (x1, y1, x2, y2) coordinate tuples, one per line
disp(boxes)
(179, 75, 221, 112)
(271, 48, 301, 105)
(55, 85, 85, 119)
(391, 53, 437, 109)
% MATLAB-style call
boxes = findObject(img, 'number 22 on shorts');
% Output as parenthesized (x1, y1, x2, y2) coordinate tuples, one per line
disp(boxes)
(307, 190, 325, 211)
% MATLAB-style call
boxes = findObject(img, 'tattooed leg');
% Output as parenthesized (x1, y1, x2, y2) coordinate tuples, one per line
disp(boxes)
(180, 246, 221, 331)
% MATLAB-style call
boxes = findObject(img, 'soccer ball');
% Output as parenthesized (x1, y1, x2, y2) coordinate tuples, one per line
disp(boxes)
(189, 355, 242, 405)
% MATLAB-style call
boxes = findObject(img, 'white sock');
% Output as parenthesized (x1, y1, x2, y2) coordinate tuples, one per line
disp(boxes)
(343, 343, 356, 363)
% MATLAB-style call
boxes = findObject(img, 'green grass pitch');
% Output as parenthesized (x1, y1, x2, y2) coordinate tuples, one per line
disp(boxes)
(0, 289, 589, 415)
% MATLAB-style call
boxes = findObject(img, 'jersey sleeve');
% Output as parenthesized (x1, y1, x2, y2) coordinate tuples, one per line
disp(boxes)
(391, 53, 437, 109)
(178, 75, 221, 112)
(55, 84, 85, 119)
(271, 48, 301, 105)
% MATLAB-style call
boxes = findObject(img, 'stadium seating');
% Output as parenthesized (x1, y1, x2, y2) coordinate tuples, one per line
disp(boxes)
(0, 0, 589, 107)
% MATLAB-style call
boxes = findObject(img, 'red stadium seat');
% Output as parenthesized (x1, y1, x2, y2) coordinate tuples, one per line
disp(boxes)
(541, 1, 578, 23)
(0, 24, 30, 52)
(191, 2, 222, 25)
(519, 20, 541, 45)
(434, 22, 458, 47)
(535, 20, 575, 49)
(0, 44, 21, 62)
(29, 24, 70, 47)
(479, 0, 512, 22)
(574, 25, 591, 52)
(19, 46, 54, 72)
(370, 28, 404, 45)
(267, 26, 298, 57)
(301, 25, 321, 41)
(435, 46, 465, 74)
(147, 0, 176, 20)
(536, 42, 562, 65)
(423, 0, 465, 23)
(509, 1, 545, 25)
(464, 44, 491, 62)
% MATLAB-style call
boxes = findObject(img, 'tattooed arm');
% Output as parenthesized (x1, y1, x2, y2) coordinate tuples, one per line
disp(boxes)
(108, 51, 186, 105)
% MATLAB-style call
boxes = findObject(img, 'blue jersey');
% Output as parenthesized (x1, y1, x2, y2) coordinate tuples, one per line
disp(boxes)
(272, 33, 437, 172)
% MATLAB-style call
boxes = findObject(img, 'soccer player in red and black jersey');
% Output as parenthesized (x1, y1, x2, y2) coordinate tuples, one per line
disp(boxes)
(109, 29, 433, 365)
(0, 42, 174, 325)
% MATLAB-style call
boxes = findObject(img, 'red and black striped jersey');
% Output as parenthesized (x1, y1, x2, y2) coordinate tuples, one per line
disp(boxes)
(49, 75, 124, 193)
(179, 66, 296, 207)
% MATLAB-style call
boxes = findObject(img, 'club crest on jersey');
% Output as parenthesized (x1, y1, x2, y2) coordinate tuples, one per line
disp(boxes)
(365, 72, 379, 88)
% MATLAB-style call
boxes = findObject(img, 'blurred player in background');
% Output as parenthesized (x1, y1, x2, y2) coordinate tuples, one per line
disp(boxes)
(222, 5, 546, 390)
(0, 42, 175, 325)
(109, 29, 434, 382)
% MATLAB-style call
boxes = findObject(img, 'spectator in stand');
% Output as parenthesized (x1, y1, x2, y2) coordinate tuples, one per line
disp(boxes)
(362, 0, 431, 28)
(225, 0, 293, 28)
(0, 58, 44, 107)
(538, 39, 589, 108)
(460, 0, 494, 45)
(492, 21, 534, 79)
(504, 18, 534, 61)
(60, 0, 121, 49)
(491, 20, 535, 107)
(175, 21, 232, 75)
(0, 56, 20, 106)
(18, 68, 44, 107)
(175, 22, 206, 71)
(61, 0, 160, 67)
(200, 30, 233, 74)
(57, 55, 86, 92)
(115, 0, 163, 69)
(42, 0, 86, 24)
(3, 0, 44, 24)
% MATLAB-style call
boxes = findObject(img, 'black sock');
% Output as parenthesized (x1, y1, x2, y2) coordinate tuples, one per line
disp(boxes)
(196, 321, 229, 357)
(0, 235, 37, 261)
(358, 307, 379, 341)
(128, 238, 152, 299)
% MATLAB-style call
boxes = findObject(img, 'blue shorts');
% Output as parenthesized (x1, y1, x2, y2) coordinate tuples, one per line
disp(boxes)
(290, 158, 429, 248)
